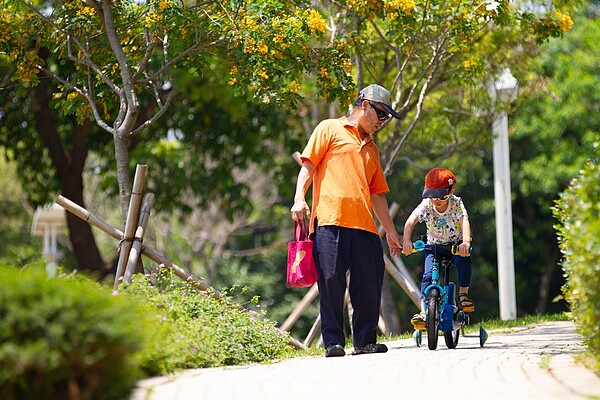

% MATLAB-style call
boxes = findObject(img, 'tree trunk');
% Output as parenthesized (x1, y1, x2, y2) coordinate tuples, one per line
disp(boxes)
(113, 130, 132, 224)
(30, 72, 108, 276)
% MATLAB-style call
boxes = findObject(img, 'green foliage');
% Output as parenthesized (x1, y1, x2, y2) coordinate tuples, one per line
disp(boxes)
(0, 153, 41, 266)
(553, 148, 600, 365)
(122, 268, 290, 374)
(0, 265, 155, 400)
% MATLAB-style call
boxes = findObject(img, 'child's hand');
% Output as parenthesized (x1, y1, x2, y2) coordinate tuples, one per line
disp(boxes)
(458, 242, 471, 257)
(402, 240, 413, 255)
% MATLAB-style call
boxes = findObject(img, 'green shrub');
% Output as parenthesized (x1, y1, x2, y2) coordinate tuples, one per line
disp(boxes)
(0, 264, 156, 400)
(553, 147, 600, 365)
(122, 268, 290, 374)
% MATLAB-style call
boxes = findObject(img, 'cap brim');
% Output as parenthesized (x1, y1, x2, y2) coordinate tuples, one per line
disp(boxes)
(380, 103, 402, 119)
(422, 187, 451, 199)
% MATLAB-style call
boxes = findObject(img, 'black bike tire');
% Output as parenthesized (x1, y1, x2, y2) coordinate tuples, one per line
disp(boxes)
(444, 329, 459, 349)
(427, 288, 439, 350)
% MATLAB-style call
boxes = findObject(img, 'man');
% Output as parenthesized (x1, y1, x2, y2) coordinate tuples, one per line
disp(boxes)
(290, 84, 403, 357)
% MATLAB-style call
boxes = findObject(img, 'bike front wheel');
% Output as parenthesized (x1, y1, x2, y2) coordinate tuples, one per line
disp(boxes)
(426, 288, 439, 350)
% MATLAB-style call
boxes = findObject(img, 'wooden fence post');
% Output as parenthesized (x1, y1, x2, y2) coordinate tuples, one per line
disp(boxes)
(114, 164, 147, 288)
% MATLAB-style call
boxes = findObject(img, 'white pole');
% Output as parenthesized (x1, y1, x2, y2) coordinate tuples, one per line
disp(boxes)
(492, 110, 517, 320)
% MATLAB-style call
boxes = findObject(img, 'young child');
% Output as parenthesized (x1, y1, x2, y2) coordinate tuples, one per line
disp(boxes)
(402, 167, 474, 328)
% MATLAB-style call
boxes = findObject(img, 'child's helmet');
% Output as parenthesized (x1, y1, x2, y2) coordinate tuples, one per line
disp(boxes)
(422, 168, 456, 198)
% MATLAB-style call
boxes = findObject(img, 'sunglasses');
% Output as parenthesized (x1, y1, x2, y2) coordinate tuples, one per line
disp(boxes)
(436, 195, 450, 201)
(369, 102, 391, 122)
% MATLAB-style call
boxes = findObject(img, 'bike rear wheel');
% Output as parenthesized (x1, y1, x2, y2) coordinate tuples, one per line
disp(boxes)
(426, 288, 439, 350)
(444, 329, 459, 349)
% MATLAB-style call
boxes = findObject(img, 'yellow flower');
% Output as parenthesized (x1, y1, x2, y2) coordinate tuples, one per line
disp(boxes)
(289, 80, 300, 94)
(320, 67, 330, 79)
(343, 58, 353, 73)
(306, 9, 327, 35)
(159, 0, 169, 11)
(257, 42, 268, 55)
(244, 37, 256, 54)
(145, 11, 161, 27)
(258, 68, 269, 80)
(76, 6, 95, 17)
(385, 0, 416, 13)
(462, 59, 476, 69)
(556, 11, 573, 32)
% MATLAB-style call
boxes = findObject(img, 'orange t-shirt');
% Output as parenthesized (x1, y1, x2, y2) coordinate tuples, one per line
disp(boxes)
(301, 117, 389, 235)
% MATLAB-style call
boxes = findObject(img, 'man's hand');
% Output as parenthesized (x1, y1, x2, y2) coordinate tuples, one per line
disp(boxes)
(290, 199, 310, 222)
(386, 231, 403, 257)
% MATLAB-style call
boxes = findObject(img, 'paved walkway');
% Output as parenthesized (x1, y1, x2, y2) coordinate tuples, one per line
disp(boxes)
(131, 321, 600, 400)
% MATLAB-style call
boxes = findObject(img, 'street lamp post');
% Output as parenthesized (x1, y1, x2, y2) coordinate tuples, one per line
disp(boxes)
(31, 203, 67, 278)
(488, 68, 518, 320)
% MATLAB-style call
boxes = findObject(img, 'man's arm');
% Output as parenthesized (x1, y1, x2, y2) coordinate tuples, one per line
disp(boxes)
(371, 193, 402, 257)
(290, 160, 315, 222)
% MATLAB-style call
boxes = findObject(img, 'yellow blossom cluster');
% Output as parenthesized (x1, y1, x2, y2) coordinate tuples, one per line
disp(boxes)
(345, 0, 382, 18)
(343, 58, 353, 73)
(145, 11, 162, 27)
(384, 0, 415, 14)
(67, 92, 79, 101)
(289, 80, 300, 94)
(76, 6, 95, 17)
(243, 37, 256, 54)
(305, 9, 327, 35)
(159, 0, 170, 11)
(555, 11, 573, 32)
(258, 68, 269, 80)
(228, 65, 239, 86)
(257, 42, 269, 55)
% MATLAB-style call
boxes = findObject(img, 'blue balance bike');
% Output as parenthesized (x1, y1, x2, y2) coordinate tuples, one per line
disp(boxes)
(410, 240, 487, 350)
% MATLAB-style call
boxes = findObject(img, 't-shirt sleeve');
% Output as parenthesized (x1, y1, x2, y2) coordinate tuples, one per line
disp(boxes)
(301, 120, 331, 166)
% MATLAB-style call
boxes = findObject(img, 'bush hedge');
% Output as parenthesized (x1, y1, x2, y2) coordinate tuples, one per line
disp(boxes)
(0, 264, 156, 400)
(0, 264, 291, 400)
(123, 268, 290, 374)
(553, 148, 600, 366)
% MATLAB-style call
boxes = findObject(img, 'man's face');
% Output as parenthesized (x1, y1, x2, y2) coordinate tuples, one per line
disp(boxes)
(360, 101, 391, 134)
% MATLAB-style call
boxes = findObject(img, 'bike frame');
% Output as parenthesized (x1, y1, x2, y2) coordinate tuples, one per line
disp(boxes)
(421, 243, 465, 333)
(412, 240, 469, 350)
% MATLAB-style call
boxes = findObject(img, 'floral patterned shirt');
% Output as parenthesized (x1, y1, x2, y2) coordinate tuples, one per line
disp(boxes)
(410, 195, 468, 244)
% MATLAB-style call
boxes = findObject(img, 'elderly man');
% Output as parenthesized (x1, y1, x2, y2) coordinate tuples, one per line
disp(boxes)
(291, 84, 403, 357)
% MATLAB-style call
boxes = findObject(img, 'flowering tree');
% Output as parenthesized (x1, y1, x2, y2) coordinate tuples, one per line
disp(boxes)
(0, 0, 354, 273)
(301, 0, 575, 174)
(1, 0, 353, 219)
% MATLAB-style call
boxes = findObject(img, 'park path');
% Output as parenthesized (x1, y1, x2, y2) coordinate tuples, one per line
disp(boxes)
(131, 321, 600, 400)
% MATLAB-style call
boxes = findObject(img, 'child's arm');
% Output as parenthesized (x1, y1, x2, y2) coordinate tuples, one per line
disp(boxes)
(458, 215, 471, 256)
(402, 214, 419, 255)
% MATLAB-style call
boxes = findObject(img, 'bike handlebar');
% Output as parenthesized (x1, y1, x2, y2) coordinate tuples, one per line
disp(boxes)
(411, 240, 471, 256)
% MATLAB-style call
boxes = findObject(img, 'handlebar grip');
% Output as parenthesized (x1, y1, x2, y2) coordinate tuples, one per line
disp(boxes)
(451, 244, 472, 256)
(413, 240, 426, 252)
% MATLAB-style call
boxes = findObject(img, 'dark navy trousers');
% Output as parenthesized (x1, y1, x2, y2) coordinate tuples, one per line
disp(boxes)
(312, 222, 384, 348)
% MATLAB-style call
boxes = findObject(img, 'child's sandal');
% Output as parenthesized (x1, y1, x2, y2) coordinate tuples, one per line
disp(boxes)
(458, 293, 475, 312)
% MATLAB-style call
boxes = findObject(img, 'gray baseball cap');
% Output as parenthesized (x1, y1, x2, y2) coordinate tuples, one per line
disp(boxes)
(358, 84, 402, 119)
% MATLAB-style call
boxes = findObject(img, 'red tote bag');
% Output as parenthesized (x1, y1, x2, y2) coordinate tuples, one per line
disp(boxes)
(286, 220, 318, 288)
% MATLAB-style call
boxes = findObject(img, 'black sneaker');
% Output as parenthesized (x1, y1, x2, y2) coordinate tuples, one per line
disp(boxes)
(352, 343, 388, 355)
(325, 344, 346, 358)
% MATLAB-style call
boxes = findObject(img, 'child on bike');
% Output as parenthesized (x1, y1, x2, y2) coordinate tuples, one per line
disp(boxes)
(402, 167, 474, 329)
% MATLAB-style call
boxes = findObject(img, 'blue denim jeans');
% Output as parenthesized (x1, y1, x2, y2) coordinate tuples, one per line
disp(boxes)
(420, 246, 472, 295)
